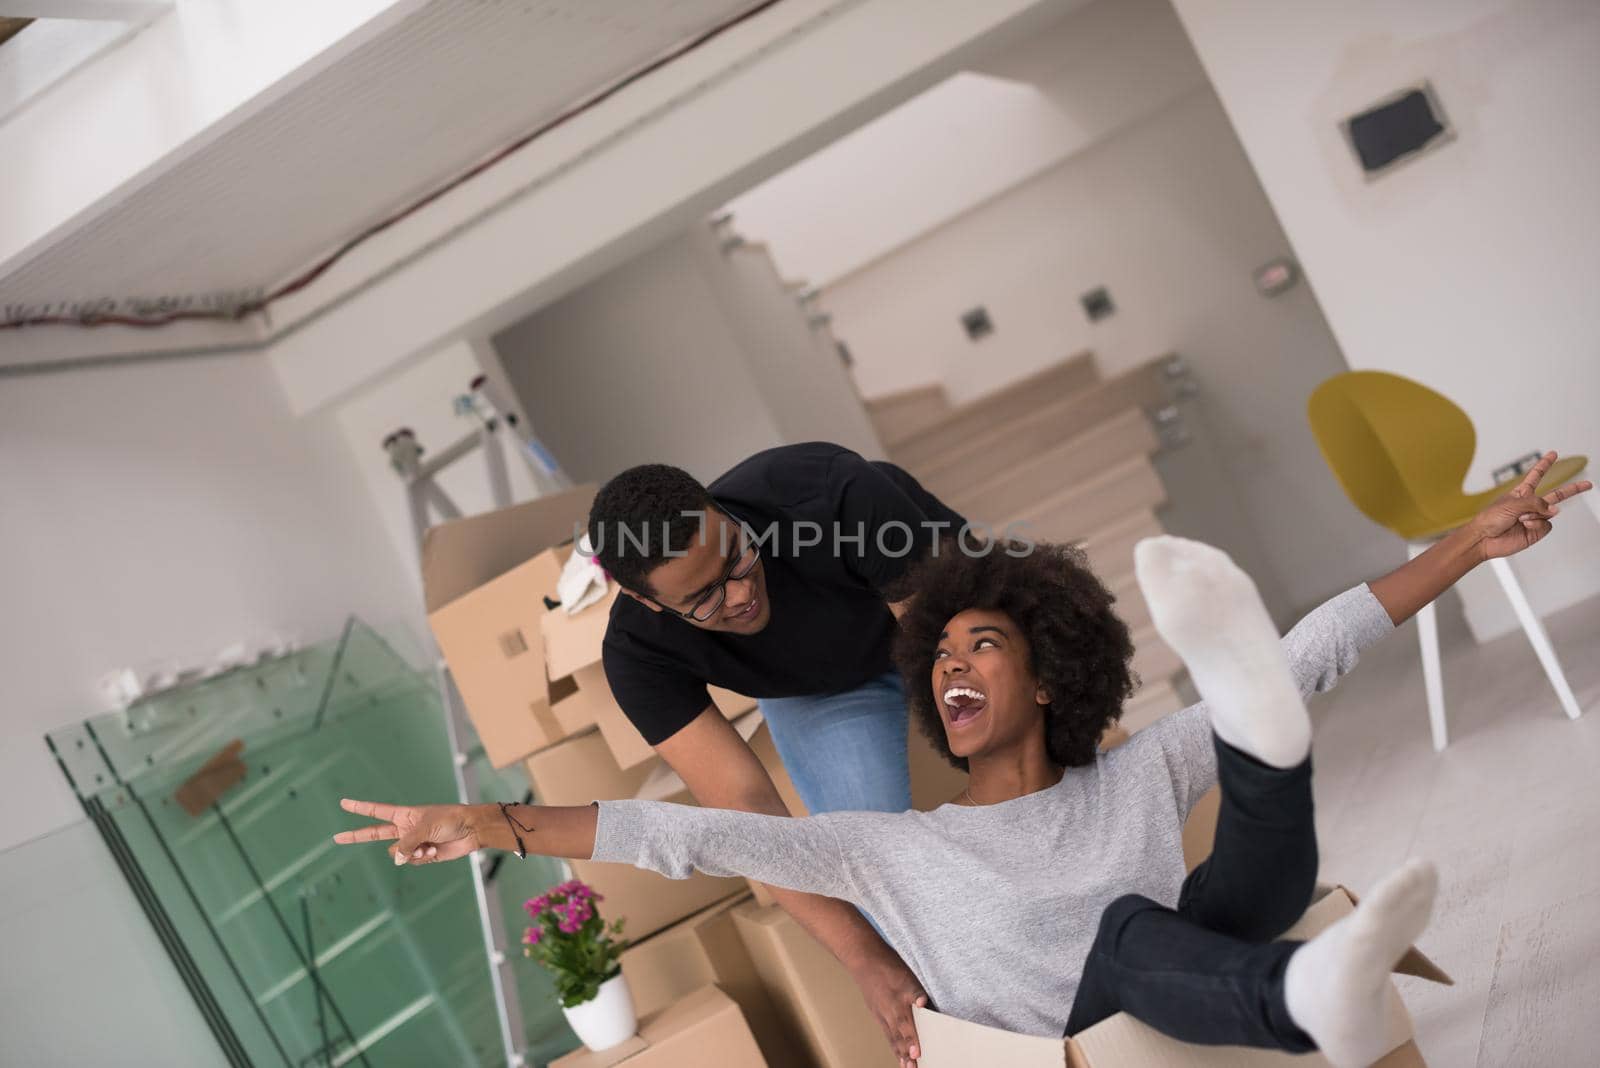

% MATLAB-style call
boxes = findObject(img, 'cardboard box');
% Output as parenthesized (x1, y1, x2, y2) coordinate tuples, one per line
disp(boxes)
(912, 885, 1451, 1068)
(421, 485, 596, 767)
(549, 985, 765, 1068)
(566, 844, 744, 946)
(524, 724, 654, 806)
(525, 729, 747, 941)
(620, 894, 801, 1068)
(731, 899, 898, 1068)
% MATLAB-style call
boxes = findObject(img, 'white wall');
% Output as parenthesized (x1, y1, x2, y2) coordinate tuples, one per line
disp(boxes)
(494, 224, 885, 490)
(493, 228, 787, 487)
(819, 87, 1397, 613)
(689, 231, 884, 460)
(0, 822, 220, 1067)
(0, 350, 422, 1061)
(0, 352, 423, 851)
(723, 0, 1200, 288)
(1169, 0, 1600, 639)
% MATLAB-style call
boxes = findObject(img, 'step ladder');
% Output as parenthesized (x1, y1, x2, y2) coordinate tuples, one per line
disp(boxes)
(384, 375, 572, 1067)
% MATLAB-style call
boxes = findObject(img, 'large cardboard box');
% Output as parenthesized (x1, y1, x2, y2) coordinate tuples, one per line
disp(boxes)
(620, 894, 801, 1068)
(525, 729, 746, 941)
(912, 885, 1451, 1068)
(421, 485, 596, 767)
(549, 985, 765, 1068)
(730, 899, 898, 1068)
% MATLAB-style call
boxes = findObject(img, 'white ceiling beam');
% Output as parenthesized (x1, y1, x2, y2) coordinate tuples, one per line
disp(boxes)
(265, 0, 1083, 415)
(0, 1, 172, 20)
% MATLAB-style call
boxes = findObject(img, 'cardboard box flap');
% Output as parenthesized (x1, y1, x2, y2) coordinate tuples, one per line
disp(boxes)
(1394, 947, 1452, 985)
(1069, 1014, 1426, 1067)
(420, 484, 595, 612)
(544, 585, 620, 680)
(913, 1005, 1064, 1068)
(1286, 886, 1449, 984)
(1332, 885, 1452, 986)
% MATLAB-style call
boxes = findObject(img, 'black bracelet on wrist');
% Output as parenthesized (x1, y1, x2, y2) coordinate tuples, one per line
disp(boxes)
(498, 802, 535, 860)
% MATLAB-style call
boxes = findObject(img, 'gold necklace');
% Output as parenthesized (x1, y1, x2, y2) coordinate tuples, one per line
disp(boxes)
(960, 786, 977, 806)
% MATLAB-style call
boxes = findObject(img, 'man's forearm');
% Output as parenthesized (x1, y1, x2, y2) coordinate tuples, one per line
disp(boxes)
(762, 877, 894, 967)
(1367, 526, 1484, 626)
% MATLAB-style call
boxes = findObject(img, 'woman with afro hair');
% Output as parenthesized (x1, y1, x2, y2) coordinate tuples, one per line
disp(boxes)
(336, 462, 1588, 1066)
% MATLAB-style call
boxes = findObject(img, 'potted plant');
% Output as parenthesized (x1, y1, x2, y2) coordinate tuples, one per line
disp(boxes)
(523, 880, 635, 1051)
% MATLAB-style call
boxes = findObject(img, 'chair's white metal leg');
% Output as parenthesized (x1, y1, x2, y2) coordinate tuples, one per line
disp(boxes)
(1409, 542, 1449, 750)
(1415, 600, 1449, 750)
(1488, 556, 1584, 720)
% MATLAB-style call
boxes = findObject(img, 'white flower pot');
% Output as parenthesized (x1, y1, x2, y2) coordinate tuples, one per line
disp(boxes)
(562, 974, 637, 1052)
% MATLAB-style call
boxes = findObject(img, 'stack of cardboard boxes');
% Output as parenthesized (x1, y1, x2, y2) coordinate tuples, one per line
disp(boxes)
(423, 488, 969, 1066)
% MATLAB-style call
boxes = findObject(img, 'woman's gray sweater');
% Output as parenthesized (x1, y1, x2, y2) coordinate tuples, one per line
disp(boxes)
(591, 585, 1394, 1037)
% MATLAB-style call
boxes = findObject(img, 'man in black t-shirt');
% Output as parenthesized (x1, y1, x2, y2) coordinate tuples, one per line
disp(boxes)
(587, 442, 969, 1066)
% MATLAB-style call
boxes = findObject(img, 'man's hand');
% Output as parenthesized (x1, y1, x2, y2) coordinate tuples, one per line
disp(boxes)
(1466, 451, 1592, 561)
(845, 939, 929, 1067)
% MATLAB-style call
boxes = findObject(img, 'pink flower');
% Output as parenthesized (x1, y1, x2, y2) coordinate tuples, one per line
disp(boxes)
(523, 926, 543, 946)
(523, 881, 602, 930)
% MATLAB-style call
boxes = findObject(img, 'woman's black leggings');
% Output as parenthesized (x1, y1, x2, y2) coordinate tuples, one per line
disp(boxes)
(1063, 735, 1320, 1050)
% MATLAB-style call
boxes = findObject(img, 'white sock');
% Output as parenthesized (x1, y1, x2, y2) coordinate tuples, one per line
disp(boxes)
(1134, 536, 1310, 768)
(1283, 860, 1437, 1068)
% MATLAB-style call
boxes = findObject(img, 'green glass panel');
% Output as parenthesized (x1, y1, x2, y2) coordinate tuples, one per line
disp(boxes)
(46, 618, 581, 1066)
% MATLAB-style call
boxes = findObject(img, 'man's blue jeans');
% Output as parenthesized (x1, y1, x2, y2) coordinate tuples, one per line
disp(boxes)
(757, 671, 912, 816)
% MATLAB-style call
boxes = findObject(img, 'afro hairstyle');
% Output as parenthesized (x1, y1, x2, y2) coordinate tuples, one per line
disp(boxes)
(891, 539, 1137, 771)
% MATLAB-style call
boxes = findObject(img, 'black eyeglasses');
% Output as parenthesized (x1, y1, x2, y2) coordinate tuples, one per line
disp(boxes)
(660, 535, 760, 622)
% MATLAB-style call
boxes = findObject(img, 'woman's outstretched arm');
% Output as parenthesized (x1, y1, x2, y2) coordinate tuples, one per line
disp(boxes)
(333, 799, 598, 864)
(1279, 450, 1589, 698)
(332, 797, 867, 906)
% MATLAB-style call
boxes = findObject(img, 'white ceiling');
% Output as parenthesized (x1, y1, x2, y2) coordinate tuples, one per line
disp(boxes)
(722, 0, 1201, 288)
(0, 0, 757, 314)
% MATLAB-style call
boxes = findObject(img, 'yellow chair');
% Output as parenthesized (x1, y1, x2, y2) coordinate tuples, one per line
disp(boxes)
(1308, 370, 1592, 750)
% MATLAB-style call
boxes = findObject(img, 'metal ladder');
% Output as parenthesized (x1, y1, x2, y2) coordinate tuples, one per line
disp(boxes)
(383, 376, 570, 1068)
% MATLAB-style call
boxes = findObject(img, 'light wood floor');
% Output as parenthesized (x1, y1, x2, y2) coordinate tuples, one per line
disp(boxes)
(1305, 589, 1600, 1067)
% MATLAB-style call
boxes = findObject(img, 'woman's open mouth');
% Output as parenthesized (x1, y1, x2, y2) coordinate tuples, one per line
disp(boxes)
(942, 685, 988, 727)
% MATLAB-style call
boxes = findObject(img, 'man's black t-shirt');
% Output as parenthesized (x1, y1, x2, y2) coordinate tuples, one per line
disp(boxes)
(600, 442, 966, 745)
